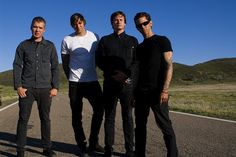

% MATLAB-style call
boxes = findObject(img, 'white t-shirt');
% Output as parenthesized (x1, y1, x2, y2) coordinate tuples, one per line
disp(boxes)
(61, 30, 99, 82)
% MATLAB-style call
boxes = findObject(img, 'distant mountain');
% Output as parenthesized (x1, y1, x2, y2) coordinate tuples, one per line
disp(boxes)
(1, 58, 236, 87)
(172, 58, 236, 85)
(0, 70, 14, 87)
(0, 65, 68, 87)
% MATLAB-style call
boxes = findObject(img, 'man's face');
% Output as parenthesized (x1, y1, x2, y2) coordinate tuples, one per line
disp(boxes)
(31, 21, 45, 39)
(112, 14, 126, 32)
(73, 19, 85, 34)
(135, 16, 152, 35)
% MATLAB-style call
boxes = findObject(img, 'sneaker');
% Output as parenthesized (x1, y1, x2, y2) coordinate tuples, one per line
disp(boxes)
(17, 151, 25, 157)
(43, 149, 56, 157)
(88, 143, 104, 152)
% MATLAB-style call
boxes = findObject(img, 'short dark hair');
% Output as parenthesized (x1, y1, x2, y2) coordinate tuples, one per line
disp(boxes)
(134, 12, 151, 23)
(70, 13, 86, 27)
(30, 16, 46, 29)
(110, 11, 126, 25)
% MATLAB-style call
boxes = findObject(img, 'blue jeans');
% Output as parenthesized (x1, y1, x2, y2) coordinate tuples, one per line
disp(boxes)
(68, 81, 104, 148)
(16, 88, 52, 151)
(103, 80, 134, 153)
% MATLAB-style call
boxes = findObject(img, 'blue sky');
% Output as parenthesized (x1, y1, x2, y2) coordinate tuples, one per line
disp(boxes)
(0, 0, 236, 72)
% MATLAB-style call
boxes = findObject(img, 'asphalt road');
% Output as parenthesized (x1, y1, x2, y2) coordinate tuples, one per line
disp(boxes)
(0, 93, 236, 157)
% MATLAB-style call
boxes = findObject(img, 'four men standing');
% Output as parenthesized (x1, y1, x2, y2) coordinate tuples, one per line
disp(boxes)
(13, 11, 178, 157)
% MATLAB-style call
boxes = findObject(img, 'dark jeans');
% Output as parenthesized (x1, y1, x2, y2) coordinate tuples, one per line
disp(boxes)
(69, 81, 104, 148)
(16, 88, 52, 151)
(103, 80, 134, 152)
(134, 90, 178, 157)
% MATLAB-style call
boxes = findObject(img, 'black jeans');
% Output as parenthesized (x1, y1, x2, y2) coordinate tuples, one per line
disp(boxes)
(16, 88, 52, 151)
(69, 81, 104, 148)
(134, 90, 178, 157)
(103, 80, 134, 153)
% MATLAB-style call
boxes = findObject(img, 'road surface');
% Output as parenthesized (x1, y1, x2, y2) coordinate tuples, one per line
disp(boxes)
(0, 93, 236, 157)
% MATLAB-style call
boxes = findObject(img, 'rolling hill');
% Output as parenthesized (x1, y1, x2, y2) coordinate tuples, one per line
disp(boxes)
(172, 58, 236, 85)
(1, 58, 236, 87)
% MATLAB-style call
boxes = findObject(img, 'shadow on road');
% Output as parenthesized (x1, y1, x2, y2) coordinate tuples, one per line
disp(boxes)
(0, 132, 125, 157)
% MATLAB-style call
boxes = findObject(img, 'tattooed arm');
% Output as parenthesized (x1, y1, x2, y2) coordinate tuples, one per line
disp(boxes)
(160, 51, 173, 104)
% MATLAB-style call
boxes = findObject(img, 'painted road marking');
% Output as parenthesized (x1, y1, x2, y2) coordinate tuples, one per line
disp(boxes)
(0, 101, 18, 112)
(171, 111, 236, 124)
(1, 101, 235, 124)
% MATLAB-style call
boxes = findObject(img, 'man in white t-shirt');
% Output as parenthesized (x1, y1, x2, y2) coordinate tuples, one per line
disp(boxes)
(61, 13, 104, 156)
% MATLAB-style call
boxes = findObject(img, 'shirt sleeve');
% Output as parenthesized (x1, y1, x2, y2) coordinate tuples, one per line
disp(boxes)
(50, 43, 59, 89)
(13, 43, 24, 89)
(61, 38, 70, 55)
(95, 37, 106, 71)
(160, 36, 173, 53)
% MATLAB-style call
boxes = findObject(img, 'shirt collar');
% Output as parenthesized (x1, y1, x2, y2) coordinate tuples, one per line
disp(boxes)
(113, 31, 126, 38)
(29, 36, 47, 45)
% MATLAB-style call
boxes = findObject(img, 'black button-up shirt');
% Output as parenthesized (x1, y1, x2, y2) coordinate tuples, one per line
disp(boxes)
(13, 37, 59, 89)
(96, 32, 138, 80)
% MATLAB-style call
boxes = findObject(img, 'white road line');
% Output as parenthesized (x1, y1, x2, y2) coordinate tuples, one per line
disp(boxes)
(170, 110, 236, 124)
(1, 101, 236, 124)
(0, 101, 18, 112)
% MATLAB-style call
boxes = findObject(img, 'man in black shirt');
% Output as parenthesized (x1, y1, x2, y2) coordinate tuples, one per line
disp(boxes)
(96, 11, 138, 157)
(13, 16, 59, 157)
(133, 12, 178, 157)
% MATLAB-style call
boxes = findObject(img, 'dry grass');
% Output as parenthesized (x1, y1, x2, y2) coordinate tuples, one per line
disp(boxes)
(1, 83, 236, 121)
(0, 85, 18, 107)
(169, 84, 236, 120)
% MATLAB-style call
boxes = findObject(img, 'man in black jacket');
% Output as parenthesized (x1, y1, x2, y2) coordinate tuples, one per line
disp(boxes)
(96, 11, 138, 157)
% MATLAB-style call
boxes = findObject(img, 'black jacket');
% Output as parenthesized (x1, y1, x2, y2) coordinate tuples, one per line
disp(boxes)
(96, 32, 138, 82)
(13, 37, 59, 89)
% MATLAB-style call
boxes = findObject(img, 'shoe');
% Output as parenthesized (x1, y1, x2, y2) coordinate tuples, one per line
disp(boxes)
(79, 148, 90, 157)
(125, 151, 135, 157)
(103, 146, 113, 157)
(103, 151, 112, 157)
(43, 149, 56, 157)
(17, 151, 25, 157)
(80, 152, 90, 157)
(88, 143, 104, 152)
